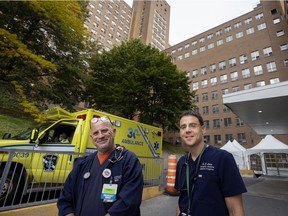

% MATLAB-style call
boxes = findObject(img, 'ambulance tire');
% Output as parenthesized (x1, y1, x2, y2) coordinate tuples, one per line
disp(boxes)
(0, 169, 24, 206)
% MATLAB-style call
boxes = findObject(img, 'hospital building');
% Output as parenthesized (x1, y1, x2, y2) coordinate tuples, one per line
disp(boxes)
(84, 0, 288, 148)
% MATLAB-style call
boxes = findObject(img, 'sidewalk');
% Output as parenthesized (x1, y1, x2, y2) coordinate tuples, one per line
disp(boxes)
(140, 175, 288, 216)
(245, 175, 288, 201)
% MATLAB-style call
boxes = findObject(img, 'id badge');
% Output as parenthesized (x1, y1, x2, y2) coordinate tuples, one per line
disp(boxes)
(101, 184, 118, 202)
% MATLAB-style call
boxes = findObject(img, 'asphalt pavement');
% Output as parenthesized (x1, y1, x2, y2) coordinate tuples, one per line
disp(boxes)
(140, 175, 288, 216)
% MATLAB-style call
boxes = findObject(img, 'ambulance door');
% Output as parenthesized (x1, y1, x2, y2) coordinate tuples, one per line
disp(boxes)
(31, 120, 79, 184)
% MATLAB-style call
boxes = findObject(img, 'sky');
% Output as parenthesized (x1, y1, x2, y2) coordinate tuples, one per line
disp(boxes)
(125, 0, 260, 46)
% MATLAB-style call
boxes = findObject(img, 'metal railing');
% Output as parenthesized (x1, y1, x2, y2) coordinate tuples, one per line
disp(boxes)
(0, 149, 164, 212)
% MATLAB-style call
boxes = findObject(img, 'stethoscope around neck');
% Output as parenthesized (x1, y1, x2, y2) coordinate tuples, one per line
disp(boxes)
(83, 146, 124, 180)
(184, 144, 207, 215)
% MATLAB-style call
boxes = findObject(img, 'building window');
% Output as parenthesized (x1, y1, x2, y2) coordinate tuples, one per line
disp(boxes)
(203, 106, 209, 115)
(266, 61, 277, 72)
(263, 47, 273, 56)
(184, 52, 190, 58)
(220, 74, 228, 83)
(226, 35, 233, 42)
(276, 30, 284, 37)
(225, 26, 232, 32)
(229, 58, 237, 67)
(234, 22, 242, 28)
(284, 59, 288, 66)
(257, 23, 266, 31)
(273, 17, 281, 24)
(193, 95, 199, 103)
(244, 83, 252, 90)
(212, 105, 219, 114)
(184, 43, 190, 49)
(225, 134, 233, 143)
(193, 82, 199, 90)
(201, 67, 207, 75)
(223, 105, 230, 112)
(201, 79, 208, 88)
(192, 41, 197, 46)
(255, 13, 264, 20)
(280, 43, 288, 51)
(177, 55, 183, 60)
(213, 120, 221, 129)
(207, 33, 213, 39)
(236, 32, 243, 39)
(194, 107, 199, 113)
(216, 30, 222, 36)
(230, 71, 238, 81)
(270, 8, 278, 15)
(199, 37, 205, 43)
(192, 69, 198, 78)
(210, 77, 217, 86)
(208, 43, 214, 49)
(219, 61, 226, 70)
(242, 68, 250, 78)
(202, 92, 208, 101)
(270, 78, 280, 84)
(244, 17, 252, 24)
(237, 133, 246, 144)
(246, 27, 254, 35)
(178, 47, 183, 52)
(256, 80, 265, 87)
(222, 88, 229, 95)
(210, 64, 216, 73)
(216, 39, 223, 46)
(204, 135, 210, 144)
(224, 118, 232, 127)
(232, 86, 240, 92)
(212, 91, 218, 100)
(192, 49, 198, 55)
(214, 134, 222, 145)
(200, 46, 205, 52)
(251, 50, 260, 61)
(239, 54, 248, 64)
(236, 117, 244, 126)
(254, 65, 263, 75)
(203, 121, 209, 129)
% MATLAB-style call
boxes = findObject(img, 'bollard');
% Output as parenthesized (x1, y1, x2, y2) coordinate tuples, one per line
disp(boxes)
(166, 154, 178, 195)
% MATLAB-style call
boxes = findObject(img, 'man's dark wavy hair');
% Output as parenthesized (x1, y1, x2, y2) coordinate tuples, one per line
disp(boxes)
(179, 110, 204, 126)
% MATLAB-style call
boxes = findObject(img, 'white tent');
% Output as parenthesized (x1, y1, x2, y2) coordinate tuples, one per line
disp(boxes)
(232, 139, 246, 152)
(221, 140, 247, 169)
(247, 135, 288, 155)
(246, 135, 288, 176)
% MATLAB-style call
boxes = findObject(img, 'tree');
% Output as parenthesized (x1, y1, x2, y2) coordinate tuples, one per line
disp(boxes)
(85, 39, 195, 128)
(0, 0, 92, 112)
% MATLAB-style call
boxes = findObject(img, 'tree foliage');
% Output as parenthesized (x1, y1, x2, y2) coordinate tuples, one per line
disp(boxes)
(0, 0, 92, 113)
(85, 39, 195, 128)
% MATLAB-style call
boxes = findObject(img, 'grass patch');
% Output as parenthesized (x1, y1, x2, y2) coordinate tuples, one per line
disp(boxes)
(0, 114, 36, 138)
(162, 141, 184, 154)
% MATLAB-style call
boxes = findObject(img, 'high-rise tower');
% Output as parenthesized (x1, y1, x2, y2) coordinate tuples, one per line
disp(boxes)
(129, 0, 170, 50)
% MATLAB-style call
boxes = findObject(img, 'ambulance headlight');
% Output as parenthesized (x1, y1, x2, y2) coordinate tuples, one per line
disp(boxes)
(115, 120, 121, 127)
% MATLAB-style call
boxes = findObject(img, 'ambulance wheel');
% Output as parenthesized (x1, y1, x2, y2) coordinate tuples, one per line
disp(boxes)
(0, 169, 23, 206)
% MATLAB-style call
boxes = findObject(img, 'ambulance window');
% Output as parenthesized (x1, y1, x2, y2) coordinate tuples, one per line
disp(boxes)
(43, 120, 78, 144)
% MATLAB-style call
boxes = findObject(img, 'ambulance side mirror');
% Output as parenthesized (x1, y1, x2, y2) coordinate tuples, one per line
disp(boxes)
(30, 129, 39, 142)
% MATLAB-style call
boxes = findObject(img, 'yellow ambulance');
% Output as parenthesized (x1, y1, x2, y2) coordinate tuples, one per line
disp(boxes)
(0, 107, 163, 204)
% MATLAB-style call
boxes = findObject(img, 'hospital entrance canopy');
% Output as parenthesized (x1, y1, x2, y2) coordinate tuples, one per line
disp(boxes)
(223, 81, 288, 135)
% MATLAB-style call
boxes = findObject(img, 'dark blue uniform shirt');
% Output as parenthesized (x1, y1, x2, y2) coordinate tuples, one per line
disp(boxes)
(175, 145, 247, 216)
(57, 146, 143, 216)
